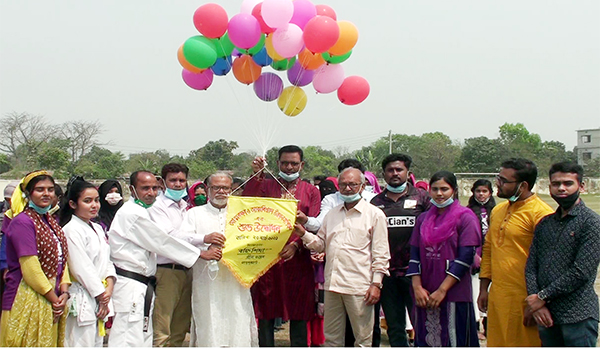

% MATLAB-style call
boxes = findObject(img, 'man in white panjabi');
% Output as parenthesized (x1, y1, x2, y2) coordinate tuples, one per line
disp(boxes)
(181, 172, 259, 347)
(107, 171, 202, 347)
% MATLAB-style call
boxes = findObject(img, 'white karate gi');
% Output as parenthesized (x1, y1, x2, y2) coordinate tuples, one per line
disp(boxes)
(64, 215, 116, 347)
(107, 199, 200, 347)
(181, 203, 258, 347)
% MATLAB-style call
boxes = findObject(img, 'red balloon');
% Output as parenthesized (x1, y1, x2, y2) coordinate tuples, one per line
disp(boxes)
(315, 4, 337, 20)
(193, 4, 229, 39)
(252, 3, 275, 34)
(337, 76, 370, 105)
(303, 15, 339, 53)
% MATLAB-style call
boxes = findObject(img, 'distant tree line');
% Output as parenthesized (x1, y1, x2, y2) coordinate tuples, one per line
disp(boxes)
(1, 112, 597, 180)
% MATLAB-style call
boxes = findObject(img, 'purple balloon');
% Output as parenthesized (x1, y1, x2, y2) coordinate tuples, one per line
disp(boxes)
(182, 69, 214, 90)
(254, 72, 284, 102)
(290, 0, 317, 30)
(287, 61, 314, 87)
(228, 14, 261, 49)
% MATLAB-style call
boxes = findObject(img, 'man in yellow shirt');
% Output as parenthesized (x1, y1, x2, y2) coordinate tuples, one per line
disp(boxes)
(477, 158, 553, 347)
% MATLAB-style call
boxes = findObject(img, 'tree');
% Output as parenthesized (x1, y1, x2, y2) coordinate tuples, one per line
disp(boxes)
(456, 136, 505, 173)
(190, 139, 239, 170)
(60, 120, 104, 164)
(0, 153, 11, 174)
(76, 146, 125, 179)
(583, 157, 600, 177)
(498, 123, 542, 160)
(302, 146, 337, 178)
(0, 112, 54, 166)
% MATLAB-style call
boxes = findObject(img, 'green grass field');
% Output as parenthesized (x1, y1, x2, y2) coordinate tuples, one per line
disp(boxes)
(460, 193, 600, 215)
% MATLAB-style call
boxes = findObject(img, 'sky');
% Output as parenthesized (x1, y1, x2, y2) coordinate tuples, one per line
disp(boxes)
(1, 0, 598, 157)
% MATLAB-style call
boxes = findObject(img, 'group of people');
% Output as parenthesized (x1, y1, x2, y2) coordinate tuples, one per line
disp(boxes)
(0, 144, 598, 348)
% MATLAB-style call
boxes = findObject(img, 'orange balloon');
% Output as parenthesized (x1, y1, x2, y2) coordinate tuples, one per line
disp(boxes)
(232, 55, 262, 85)
(177, 45, 205, 73)
(298, 49, 325, 70)
(265, 34, 285, 61)
(328, 21, 359, 56)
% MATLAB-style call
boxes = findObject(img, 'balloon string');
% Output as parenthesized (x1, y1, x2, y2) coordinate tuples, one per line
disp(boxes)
(230, 163, 295, 199)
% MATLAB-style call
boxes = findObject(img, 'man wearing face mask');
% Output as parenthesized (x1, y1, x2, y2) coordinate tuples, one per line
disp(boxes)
(294, 167, 390, 346)
(147, 163, 214, 347)
(477, 158, 553, 347)
(107, 170, 203, 347)
(370, 153, 431, 346)
(524, 162, 600, 347)
(243, 145, 321, 347)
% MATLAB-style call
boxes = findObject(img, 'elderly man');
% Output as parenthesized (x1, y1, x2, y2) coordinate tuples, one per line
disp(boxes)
(478, 158, 553, 347)
(243, 145, 320, 347)
(148, 163, 209, 347)
(181, 172, 258, 347)
(294, 167, 390, 347)
(108, 171, 203, 347)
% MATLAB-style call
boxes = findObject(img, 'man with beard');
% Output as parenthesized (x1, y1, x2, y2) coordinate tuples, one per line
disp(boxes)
(477, 158, 553, 347)
(525, 161, 600, 347)
(243, 145, 320, 347)
(370, 154, 430, 346)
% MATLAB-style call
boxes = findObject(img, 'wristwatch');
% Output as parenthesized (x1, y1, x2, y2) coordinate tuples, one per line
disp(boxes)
(538, 290, 548, 301)
(371, 282, 383, 290)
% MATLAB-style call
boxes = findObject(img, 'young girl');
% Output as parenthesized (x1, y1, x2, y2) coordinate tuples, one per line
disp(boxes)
(407, 171, 481, 347)
(60, 178, 116, 347)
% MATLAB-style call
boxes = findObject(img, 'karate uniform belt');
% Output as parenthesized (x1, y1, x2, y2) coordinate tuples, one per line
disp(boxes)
(115, 266, 157, 332)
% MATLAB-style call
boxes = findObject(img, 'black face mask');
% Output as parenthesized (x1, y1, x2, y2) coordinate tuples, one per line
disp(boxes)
(551, 191, 580, 210)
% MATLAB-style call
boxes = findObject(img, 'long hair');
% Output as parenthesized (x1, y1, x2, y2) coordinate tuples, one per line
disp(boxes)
(59, 177, 97, 226)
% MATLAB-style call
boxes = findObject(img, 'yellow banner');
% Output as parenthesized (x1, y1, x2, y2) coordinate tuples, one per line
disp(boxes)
(222, 196, 298, 288)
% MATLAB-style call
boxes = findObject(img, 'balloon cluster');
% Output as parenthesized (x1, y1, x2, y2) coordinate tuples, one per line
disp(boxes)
(178, 0, 370, 116)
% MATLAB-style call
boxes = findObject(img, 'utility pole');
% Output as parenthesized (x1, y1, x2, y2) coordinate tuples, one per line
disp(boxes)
(388, 130, 392, 154)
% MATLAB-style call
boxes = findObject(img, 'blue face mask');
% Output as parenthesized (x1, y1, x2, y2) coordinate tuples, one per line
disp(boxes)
(430, 197, 454, 209)
(387, 182, 407, 193)
(508, 182, 523, 203)
(29, 201, 52, 215)
(279, 171, 300, 182)
(164, 188, 186, 202)
(340, 192, 362, 203)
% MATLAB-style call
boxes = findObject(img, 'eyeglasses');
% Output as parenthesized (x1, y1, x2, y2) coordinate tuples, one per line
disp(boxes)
(338, 183, 362, 190)
(209, 186, 232, 192)
(279, 161, 301, 167)
(495, 175, 518, 185)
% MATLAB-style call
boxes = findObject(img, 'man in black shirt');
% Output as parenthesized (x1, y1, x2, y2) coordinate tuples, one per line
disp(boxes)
(370, 154, 430, 346)
(525, 161, 600, 347)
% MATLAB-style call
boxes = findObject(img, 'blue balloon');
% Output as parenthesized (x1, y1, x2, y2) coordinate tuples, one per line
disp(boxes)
(211, 56, 232, 76)
(252, 47, 273, 67)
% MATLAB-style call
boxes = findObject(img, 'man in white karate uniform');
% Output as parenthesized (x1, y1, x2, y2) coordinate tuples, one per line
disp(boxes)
(108, 170, 208, 347)
(181, 172, 258, 347)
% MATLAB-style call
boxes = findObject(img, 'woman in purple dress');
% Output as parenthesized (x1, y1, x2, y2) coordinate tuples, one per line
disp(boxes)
(407, 171, 481, 347)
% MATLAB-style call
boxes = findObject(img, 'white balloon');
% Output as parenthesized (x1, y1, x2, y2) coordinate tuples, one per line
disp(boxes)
(240, 0, 261, 14)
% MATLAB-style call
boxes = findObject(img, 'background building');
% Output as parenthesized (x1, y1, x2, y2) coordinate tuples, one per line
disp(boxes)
(576, 128, 600, 165)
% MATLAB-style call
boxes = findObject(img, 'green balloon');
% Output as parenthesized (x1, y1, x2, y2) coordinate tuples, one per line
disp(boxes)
(271, 56, 296, 71)
(211, 33, 234, 58)
(322, 50, 352, 64)
(183, 36, 217, 69)
(236, 34, 265, 56)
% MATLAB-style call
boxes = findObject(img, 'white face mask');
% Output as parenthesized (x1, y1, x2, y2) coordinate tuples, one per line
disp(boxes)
(364, 185, 374, 193)
(105, 192, 122, 206)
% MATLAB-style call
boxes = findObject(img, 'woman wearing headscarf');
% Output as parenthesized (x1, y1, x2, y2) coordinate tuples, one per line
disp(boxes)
(0, 170, 71, 347)
(60, 177, 116, 347)
(95, 179, 123, 232)
(407, 171, 481, 347)
(187, 181, 207, 208)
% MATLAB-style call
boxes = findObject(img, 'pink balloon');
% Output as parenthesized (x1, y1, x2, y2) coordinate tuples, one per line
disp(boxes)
(272, 24, 304, 58)
(290, 0, 316, 30)
(228, 14, 262, 49)
(240, 0, 261, 14)
(182, 69, 214, 90)
(252, 3, 275, 34)
(337, 76, 370, 105)
(312, 63, 344, 93)
(303, 15, 339, 53)
(315, 4, 337, 20)
(262, 0, 294, 29)
(193, 4, 228, 39)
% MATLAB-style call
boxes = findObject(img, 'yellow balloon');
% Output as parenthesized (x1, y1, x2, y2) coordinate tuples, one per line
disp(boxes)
(265, 34, 285, 61)
(328, 21, 359, 56)
(277, 86, 307, 116)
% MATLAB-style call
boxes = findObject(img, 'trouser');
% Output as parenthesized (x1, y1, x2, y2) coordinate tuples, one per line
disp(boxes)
(344, 302, 381, 347)
(380, 276, 413, 347)
(108, 311, 154, 347)
(152, 266, 192, 347)
(538, 318, 598, 347)
(65, 316, 103, 347)
(324, 291, 374, 347)
(258, 319, 308, 347)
